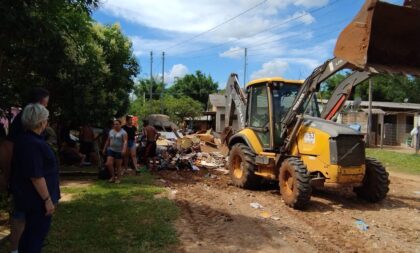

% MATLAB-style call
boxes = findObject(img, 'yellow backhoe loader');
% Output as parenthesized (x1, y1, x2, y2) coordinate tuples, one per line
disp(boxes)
(224, 0, 420, 209)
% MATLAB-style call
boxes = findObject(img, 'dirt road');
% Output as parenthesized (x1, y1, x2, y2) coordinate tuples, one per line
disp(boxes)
(156, 170, 420, 253)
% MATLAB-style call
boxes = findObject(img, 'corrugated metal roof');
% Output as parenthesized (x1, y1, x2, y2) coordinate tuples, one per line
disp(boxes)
(357, 101, 420, 110)
(320, 99, 420, 111)
(361, 108, 386, 114)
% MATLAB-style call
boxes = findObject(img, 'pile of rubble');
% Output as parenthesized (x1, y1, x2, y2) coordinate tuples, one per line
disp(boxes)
(154, 130, 229, 174)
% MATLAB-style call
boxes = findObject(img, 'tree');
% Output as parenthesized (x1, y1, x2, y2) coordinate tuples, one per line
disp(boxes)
(168, 70, 218, 108)
(0, 0, 139, 126)
(165, 96, 203, 124)
(319, 73, 420, 103)
(130, 96, 202, 124)
(134, 79, 165, 101)
(319, 73, 347, 100)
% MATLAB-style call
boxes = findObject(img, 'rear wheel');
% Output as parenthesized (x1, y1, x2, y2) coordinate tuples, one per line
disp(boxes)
(228, 143, 261, 189)
(354, 157, 389, 202)
(279, 158, 312, 209)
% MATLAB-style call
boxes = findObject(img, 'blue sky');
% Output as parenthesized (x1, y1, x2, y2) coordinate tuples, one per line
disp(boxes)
(93, 0, 402, 89)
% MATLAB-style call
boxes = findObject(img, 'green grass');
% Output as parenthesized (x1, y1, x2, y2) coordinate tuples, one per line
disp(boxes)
(42, 174, 179, 253)
(366, 148, 420, 174)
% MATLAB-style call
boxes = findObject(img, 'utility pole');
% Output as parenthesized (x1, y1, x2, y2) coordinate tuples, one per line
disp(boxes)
(244, 48, 248, 88)
(161, 52, 165, 113)
(162, 52, 165, 85)
(150, 51, 153, 100)
(367, 78, 373, 147)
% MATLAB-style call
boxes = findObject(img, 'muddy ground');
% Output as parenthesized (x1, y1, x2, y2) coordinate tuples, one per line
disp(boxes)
(155, 169, 420, 253)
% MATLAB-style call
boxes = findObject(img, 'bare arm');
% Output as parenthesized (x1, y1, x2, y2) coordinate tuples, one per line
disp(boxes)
(31, 177, 55, 216)
(155, 129, 160, 141)
(122, 134, 128, 154)
(102, 137, 110, 154)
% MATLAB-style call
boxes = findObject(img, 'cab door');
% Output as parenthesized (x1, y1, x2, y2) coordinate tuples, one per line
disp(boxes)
(247, 84, 272, 149)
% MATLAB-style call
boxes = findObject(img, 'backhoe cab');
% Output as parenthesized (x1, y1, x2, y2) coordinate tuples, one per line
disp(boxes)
(225, 0, 420, 209)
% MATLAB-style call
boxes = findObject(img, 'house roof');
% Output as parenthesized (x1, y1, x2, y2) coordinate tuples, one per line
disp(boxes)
(361, 108, 386, 114)
(357, 101, 420, 110)
(208, 94, 226, 107)
(320, 99, 420, 111)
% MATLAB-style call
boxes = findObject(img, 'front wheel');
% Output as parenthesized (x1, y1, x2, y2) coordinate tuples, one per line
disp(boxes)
(354, 157, 389, 202)
(279, 158, 312, 209)
(228, 143, 261, 189)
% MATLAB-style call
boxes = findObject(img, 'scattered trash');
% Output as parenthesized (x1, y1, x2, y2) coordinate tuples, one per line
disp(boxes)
(214, 168, 229, 175)
(271, 216, 280, 221)
(204, 173, 217, 179)
(250, 202, 264, 209)
(353, 218, 369, 231)
(205, 141, 218, 148)
(149, 126, 228, 173)
(201, 160, 218, 169)
(259, 211, 271, 219)
(413, 191, 420, 195)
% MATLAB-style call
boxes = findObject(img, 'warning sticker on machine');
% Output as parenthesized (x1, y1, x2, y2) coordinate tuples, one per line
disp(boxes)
(303, 132, 315, 144)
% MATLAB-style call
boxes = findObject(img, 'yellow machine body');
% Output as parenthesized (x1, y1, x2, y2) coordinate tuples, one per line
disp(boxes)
(229, 78, 366, 187)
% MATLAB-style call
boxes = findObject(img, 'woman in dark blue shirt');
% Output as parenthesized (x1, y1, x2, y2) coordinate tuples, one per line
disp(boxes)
(10, 103, 60, 253)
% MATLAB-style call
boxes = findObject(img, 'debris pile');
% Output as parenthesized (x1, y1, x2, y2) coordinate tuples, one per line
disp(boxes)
(152, 129, 228, 173)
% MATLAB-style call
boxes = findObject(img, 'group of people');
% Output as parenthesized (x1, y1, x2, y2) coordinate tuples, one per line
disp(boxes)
(0, 87, 161, 253)
(102, 116, 159, 183)
(1, 88, 60, 253)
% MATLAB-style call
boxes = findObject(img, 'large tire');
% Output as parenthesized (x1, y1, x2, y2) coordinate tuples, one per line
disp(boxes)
(279, 158, 312, 209)
(228, 143, 261, 189)
(354, 157, 389, 202)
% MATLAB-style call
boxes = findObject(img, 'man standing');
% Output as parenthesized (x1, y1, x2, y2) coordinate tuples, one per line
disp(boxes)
(79, 123, 94, 165)
(122, 115, 139, 172)
(142, 120, 159, 170)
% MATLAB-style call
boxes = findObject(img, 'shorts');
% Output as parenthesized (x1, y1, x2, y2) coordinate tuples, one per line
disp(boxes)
(144, 141, 157, 158)
(107, 149, 122, 159)
(127, 140, 135, 149)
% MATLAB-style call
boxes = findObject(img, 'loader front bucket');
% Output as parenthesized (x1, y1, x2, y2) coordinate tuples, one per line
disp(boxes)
(334, 0, 420, 75)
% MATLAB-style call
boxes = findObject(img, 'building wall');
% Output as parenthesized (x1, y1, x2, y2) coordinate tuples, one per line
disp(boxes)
(414, 113, 420, 149)
(215, 107, 239, 132)
(396, 114, 407, 145)
(340, 112, 368, 133)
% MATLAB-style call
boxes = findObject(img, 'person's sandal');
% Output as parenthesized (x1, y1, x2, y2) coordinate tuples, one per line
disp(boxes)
(108, 177, 115, 183)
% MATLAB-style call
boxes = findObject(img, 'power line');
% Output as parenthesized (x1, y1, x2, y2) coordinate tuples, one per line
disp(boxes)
(175, 15, 349, 61)
(164, 0, 268, 51)
(247, 30, 341, 59)
(174, 0, 343, 58)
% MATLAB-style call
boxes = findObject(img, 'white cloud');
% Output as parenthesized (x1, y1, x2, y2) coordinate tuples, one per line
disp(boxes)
(250, 59, 289, 80)
(291, 11, 315, 25)
(164, 64, 189, 84)
(219, 47, 243, 59)
(99, 0, 325, 53)
(293, 0, 329, 8)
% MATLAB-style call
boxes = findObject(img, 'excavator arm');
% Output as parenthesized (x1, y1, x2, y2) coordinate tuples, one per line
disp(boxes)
(279, 58, 351, 152)
(279, 0, 420, 154)
(320, 71, 370, 120)
(224, 73, 247, 130)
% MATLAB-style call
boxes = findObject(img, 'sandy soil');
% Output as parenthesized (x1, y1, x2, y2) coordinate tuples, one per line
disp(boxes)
(155, 169, 420, 253)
